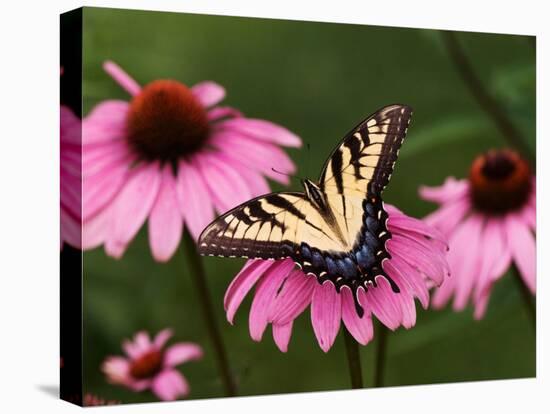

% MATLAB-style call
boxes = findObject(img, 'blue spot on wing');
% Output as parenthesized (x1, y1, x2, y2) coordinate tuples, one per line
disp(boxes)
(301, 244, 312, 260)
(311, 251, 324, 268)
(365, 216, 379, 233)
(337, 257, 358, 280)
(356, 244, 375, 268)
(325, 256, 338, 275)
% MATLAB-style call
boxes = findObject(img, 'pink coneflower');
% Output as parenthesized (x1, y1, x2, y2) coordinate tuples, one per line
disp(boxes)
(82, 61, 301, 261)
(224, 204, 449, 352)
(102, 329, 203, 401)
(420, 149, 536, 319)
(60, 105, 81, 249)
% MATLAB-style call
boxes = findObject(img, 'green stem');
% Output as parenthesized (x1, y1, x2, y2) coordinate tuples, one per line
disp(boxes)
(342, 327, 364, 389)
(512, 264, 536, 331)
(373, 322, 387, 387)
(440, 30, 535, 167)
(182, 231, 237, 396)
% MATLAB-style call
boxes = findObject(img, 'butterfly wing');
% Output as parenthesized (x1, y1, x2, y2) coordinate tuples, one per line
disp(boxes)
(319, 104, 413, 197)
(198, 104, 412, 289)
(198, 192, 350, 260)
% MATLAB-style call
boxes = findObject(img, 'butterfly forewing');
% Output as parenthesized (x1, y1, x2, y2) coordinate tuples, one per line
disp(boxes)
(319, 104, 412, 198)
(199, 192, 305, 259)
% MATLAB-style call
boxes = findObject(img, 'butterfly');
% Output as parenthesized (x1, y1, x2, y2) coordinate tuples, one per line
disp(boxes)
(198, 104, 413, 316)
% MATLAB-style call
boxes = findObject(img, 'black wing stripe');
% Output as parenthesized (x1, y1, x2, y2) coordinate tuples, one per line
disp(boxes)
(266, 195, 307, 221)
(330, 148, 344, 193)
(198, 192, 312, 259)
(319, 104, 412, 197)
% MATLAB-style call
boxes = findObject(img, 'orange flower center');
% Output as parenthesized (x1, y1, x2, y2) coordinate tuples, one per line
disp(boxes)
(129, 350, 164, 380)
(126, 80, 210, 164)
(469, 149, 532, 215)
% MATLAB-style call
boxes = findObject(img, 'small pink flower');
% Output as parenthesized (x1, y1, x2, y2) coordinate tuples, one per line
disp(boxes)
(83, 394, 120, 406)
(420, 149, 536, 319)
(60, 105, 82, 249)
(102, 329, 203, 401)
(224, 205, 449, 352)
(83, 61, 301, 261)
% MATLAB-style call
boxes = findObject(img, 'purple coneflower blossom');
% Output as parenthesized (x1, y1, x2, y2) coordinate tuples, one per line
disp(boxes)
(224, 204, 449, 353)
(420, 149, 535, 319)
(102, 329, 203, 401)
(60, 105, 81, 249)
(82, 61, 301, 261)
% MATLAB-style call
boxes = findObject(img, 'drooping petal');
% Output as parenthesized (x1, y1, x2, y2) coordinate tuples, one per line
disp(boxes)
(506, 214, 536, 293)
(60, 105, 81, 145)
(176, 159, 215, 241)
(387, 254, 430, 308)
(105, 163, 162, 258)
(134, 331, 152, 354)
(82, 154, 130, 220)
(473, 219, 508, 316)
(487, 221, 512, 281)
(215, 153, 271, 196)
(194, 152, 253, 213)
(519, 200, 536, 231)
(383, 260, 417, 328)
(418, 177, 469, 204)
(82, 138, 131, 177)
(311, 281, 341, 353)
(153, 329, 173, 350)
(82, 100, 130, 144)
(473, 286, 492, 320)
(60, 207, 81, 249)
(249, 259, 295, 341)
(452, 215, 485, 310)
(148, 166, 183, 262)
(387, 209, 447, 245)
(272, 322, 294, 353)
(364, 277, 403, 330)
(82, 199, 114, 250)
(151, 370, 189, 401)
(214, 117, 302, 147)
(269, 270, 316, 325)
(127, 378, 152, 392)
(103, 61, 141, 96)
(431, 265, 456, 310)
(207, 106, 243, 122)
(164, 343, 203, 367)
(340, 286, 374, 345)
(422, 196, 471, 237)
(432, 214, 484, 311)
(102, 356, 130, 384)
(210, 131, 295, 185)
(224, 260, 274, 324)
(387, 236, 447, 287)
(389, 230, 449, 277)
(191, 81, 226, 108)
(122, 339, 140, 360)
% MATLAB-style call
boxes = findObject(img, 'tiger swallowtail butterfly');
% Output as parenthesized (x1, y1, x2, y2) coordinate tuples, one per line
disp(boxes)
(198, 104, 413, 316)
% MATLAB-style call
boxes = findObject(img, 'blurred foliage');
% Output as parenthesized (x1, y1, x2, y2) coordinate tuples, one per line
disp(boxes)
(80, 7, 536, 403)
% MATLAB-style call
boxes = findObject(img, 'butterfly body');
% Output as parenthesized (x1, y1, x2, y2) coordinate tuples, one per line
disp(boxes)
(199, 104, 413, 315)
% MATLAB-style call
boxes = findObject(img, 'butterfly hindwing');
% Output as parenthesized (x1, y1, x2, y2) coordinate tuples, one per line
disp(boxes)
(319, 104, 412, 197)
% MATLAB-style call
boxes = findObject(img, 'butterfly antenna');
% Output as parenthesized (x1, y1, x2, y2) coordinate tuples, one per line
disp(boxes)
(303, 141, 312, 179)
(271, 168, 304, 182)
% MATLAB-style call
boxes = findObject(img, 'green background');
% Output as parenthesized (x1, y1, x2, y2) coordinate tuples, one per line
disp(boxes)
(81, 7, 536, 403)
